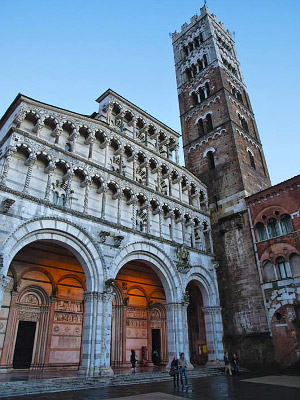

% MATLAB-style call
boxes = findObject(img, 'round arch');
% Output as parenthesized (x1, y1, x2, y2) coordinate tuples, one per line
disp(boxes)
(1, 217, 105, 292)
(110, 241, 182, 303)
(185, 267, 219, 307)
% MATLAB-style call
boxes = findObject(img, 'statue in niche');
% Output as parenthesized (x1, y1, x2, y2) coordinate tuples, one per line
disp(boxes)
(176, 244, 191, 273)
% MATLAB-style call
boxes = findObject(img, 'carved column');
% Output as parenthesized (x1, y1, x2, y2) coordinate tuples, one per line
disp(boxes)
(159, 208, 163, 238)
(168, 175, 172, 196)
(202, 306, 224, 364)
(132, 198, 137, 230)
(107, 104, 113, 125)
(44, 162, 55, 201)
(0, 148, 16, 186)
(79, 291, 114, 377)
(0, 274, 11, 312)
(83, 178, 91, 213)
(180, 300, 194, 369)
(147, 204, 151, 234)
(104, 144, 109, 168)
(132, 118, 137, 140)
(117, 194, 121, 225)
(64, 170, 74, 208)
(101, 188, 107, 219)
(175, 146, 179, 164)
(181, 222, 185, 244)
(133, 155, 137, 181)
(23, 153, 37, 193)
(119, 152, 123, 175)
(145, 163, 149, 186)
(208, 228, 214, 253)
(156, 167, 161, 192)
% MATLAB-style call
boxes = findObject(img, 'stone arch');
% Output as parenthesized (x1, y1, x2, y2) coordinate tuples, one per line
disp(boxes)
(18, 266, 56, 295)
(110, 241, 182, 303)
(57, 274, 86, 291)
(185, 268, 219, 307)
(1, 217, 105, 292)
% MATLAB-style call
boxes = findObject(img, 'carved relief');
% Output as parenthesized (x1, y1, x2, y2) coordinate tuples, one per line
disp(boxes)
(54, 312, 83, 323)
(18, 311, 40, 321)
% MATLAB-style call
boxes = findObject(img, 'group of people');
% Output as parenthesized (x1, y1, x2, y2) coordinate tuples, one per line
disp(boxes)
(224, 352, 239, 376)
(170, 353, 189, 388)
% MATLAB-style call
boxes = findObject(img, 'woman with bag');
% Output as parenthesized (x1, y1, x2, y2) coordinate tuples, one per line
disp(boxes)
(170, 356, 179, 387)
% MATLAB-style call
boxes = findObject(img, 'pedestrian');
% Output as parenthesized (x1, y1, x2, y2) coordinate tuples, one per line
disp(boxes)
(170, 356, 179, 387)
(232, 353, 239, 374)
(178, 352, 189, 387)
(130, 350, 137, 373)
(224, 351, 232, 376)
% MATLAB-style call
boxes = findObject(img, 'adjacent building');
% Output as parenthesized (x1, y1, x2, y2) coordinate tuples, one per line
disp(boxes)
(246, 175, 300, 367)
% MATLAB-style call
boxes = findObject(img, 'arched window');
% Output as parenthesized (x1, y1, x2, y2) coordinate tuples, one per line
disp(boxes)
(199, 88, 205, 101)
(206, 114, 213, 132)
(199, 32, 204, 43)
(203, 54, 208, 67)
(280, 214, 293, 234)
(65, 143, 71, 152)
(192, 91, 198, 105)
(256, 222, 268, 241)
(276, 257, 291, 280)
(263, 260, 276, 282)
(205, 82, 210, 97)
(290, 254, 300, 277)
(267, 218, 281, 238)
(207, 151, 215, 170)
(198, 119, 204, 137)
(59, 194, 65, 207)
(53, 192, 59, 205)
(248, 150, 256, 169)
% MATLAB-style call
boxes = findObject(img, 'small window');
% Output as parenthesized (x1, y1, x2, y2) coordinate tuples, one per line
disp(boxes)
(263, 260, 276, 282)
(206, 114, 213, 132)
(248, 150, 256, 169)
(53, 192, 59, 205)
(65, 143, 71, 152)
(276, 257, 290, 280)
(207, 151, 215, 170)
(268, 218, 281, 238)
(59, 194, 65, 207)
(280, 214, 293, 234)
(198, 119, 205, 137)
(256, 222, 268, 241)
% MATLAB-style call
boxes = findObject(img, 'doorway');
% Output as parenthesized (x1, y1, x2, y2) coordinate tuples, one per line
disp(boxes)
(152, 329, 161, 364)
(13, 321, 36, 369)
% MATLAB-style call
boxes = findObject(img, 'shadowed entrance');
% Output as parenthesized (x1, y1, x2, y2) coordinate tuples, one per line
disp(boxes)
(111, 260, 168, 367)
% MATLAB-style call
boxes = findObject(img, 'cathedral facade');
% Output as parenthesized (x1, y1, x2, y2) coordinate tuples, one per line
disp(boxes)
(0, 89, 223, 375)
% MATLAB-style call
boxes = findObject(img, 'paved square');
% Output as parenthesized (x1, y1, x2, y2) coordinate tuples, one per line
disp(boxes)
(242, 375, 300, 388)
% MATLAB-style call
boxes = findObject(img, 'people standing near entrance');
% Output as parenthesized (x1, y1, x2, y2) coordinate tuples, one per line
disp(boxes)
(170, 356, 180, 387)
(178, 352, 188, 387)
(130, 350, 137, 373)
(224, 351, 232, 376)
(232, 353, 239, 374)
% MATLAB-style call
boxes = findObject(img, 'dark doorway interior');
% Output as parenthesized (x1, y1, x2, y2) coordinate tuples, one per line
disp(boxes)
(13, 321, 36, 369)
(152, 329, 161, 364)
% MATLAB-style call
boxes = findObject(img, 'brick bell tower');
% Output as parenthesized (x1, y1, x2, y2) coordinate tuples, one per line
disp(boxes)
(172, 5, 274, 364)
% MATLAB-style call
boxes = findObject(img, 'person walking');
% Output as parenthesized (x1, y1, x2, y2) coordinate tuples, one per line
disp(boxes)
(178, 352, 189, 387)
(232, 353, 239, 374)
(170, 356, 179, 387)
(130, 350, 137, 373)
(224, 351, 232, 376)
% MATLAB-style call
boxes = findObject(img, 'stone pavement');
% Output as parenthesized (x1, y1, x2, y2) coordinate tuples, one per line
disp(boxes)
(0, 371, 300, 400)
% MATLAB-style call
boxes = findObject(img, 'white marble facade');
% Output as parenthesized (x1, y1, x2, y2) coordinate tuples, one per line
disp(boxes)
(0, 90, 224, 375)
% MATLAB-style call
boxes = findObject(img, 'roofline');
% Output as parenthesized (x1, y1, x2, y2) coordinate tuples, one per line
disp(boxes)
(96, 88, 180, 137)
(246, 174, 300, 202)
(0, 93, 23, 130)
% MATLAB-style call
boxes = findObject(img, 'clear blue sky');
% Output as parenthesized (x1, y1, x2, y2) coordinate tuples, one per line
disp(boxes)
(1, 0, 299, 185)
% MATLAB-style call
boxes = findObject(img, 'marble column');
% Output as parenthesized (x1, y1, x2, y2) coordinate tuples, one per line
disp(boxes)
(79, 291, 114, 377)
(44, 162, 55, 201)
(202, 306, 224, 364)
(64, 170, 74, 208)
(83, 179, 91, 213)
(0, 149, 16, 186)
(23, 154, 37, 193)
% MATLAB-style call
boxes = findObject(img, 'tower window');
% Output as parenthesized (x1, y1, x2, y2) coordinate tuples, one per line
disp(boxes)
(206, 114, 213, 133)
(276, 257, 291, 280)
(198, 119, 204, 136)
(194, 37, 200, 48)
(248, 150, 256, 169)
(255, 222, 268, 241)
(186, 68, 192, 80)
(192, 91, 199, 105)
(199, 32, 204, 43)
(280, 214, 293, 234)
(188, 42, 194, 52)
(203, 54, 208, 67)
(207, 151, 215, 170)
(199, 88, 205, 101)
(205, 82, 210, 97)
(183, 46, 188, 57)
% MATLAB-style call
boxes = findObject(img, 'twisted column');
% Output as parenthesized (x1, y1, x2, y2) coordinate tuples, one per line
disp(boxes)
(44, 162, 55, 200)
(83, 178, 91, 213)
(23, 153, 37, 193)
(64, 170, 74, 207)
(0, 148, 16, 186)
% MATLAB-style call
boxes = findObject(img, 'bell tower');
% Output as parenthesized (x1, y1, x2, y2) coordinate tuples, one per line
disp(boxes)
(172, 6, 274, 364)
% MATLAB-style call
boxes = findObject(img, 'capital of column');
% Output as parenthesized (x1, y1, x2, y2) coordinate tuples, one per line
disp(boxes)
(0, 274, 12, 291)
